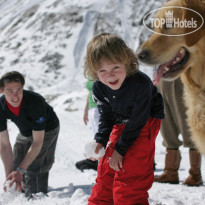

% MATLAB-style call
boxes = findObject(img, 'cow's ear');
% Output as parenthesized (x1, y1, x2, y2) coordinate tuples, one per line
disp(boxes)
(182, 0, 205, 46)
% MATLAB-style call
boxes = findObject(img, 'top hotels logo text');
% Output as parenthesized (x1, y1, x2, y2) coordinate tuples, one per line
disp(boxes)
(143, 6, 204, 36)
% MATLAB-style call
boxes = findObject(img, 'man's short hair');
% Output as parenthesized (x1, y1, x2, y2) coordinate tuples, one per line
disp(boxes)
(0, 71, 25, 88)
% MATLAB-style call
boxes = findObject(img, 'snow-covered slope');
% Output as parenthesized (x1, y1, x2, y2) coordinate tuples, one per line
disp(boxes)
(0, 0, 163, 92)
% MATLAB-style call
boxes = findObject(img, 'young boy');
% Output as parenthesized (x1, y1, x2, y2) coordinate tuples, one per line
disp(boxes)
(84, 33, 164, 205)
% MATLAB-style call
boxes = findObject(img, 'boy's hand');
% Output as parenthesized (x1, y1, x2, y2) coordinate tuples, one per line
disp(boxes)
(95, 143, 103, 154)
(109, 150, 123, 171)
(89, 143, 103, 161)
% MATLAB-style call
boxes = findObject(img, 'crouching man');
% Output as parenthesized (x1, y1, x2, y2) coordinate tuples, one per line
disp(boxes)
(0, 71, 60, 199)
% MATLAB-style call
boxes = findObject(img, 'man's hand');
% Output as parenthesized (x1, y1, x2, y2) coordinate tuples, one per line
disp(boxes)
(4, 171, 24, 192)
(109, 150, 123, 171)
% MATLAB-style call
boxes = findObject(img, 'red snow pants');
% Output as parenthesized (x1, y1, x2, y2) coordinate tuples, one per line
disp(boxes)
(88, 118, 161, 205)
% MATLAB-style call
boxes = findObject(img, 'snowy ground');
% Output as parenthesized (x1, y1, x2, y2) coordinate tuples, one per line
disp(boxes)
(1, 87, 205, 205)
(1, 0, 205, 204)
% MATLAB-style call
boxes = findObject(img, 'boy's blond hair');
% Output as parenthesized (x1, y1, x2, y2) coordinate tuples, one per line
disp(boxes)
(84, 33, 139, 80)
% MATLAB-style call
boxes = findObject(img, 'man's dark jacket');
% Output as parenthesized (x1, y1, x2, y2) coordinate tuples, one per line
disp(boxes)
(0, 90, 59, 137)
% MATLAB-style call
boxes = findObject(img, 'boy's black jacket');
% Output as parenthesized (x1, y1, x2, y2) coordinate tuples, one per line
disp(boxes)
(93, 71, 164, 156)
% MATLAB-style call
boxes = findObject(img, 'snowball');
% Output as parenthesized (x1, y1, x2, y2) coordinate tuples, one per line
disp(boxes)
(1, 180, 22, 203)
(4, 180, 20, 193)
(83, 140, 105, 160)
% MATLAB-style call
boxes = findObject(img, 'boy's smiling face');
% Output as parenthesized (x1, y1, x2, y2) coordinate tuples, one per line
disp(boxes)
(97, 60, 127, 90)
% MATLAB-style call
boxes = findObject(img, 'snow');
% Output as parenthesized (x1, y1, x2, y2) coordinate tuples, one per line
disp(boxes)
(1, 94, 205, 205)
(83, 140, 105, 160)
(0, 0, 205, 204)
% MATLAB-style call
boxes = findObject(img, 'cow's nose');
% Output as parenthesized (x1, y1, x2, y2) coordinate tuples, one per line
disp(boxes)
(137, 49, 150, 62)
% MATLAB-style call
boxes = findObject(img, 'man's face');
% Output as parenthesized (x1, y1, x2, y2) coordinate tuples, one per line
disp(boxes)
(2, 82, 23, 107)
